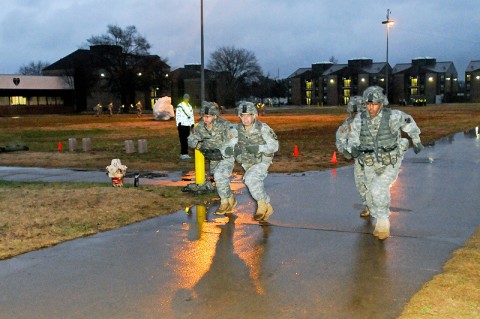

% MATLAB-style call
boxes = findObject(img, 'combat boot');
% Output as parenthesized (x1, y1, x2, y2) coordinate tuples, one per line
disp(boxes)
(254, 200, 274, 222)
(226, 196, 237, 214)
(373, 218, 390, 240)
(360, 207, 370, 217)
(261, 202, 274, 223)
(214, 199, 230, 215)
(214, 196, 237, 215)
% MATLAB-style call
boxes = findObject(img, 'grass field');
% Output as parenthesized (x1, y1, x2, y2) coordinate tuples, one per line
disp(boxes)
(1, 104, 479, 317)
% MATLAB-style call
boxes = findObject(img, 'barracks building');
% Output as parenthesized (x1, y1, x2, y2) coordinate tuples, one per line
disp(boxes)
(288, 57, 459, 106)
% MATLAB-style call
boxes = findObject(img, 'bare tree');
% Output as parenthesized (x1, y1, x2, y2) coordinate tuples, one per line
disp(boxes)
(18, 61, 50, 75)
(208, 46, 262, 107)
(329, 56, 338, 64)
(85, 25, 168, 107)
(86, 25, 150, 55)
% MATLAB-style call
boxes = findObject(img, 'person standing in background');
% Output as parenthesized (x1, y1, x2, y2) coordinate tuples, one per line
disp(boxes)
(176, 94, 195, 159)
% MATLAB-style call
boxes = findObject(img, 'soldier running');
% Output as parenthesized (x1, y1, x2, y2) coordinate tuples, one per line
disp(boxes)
(336, 96, 369, 217)
(188, 102, 238, 215)
(347, 86, 424, 240)
(234, 102, 279, 222)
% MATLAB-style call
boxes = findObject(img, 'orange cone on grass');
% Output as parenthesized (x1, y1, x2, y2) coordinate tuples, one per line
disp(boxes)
(57, 141, 63, 151)
(330, 151, 337, 164)
(293, 145, 300, 157)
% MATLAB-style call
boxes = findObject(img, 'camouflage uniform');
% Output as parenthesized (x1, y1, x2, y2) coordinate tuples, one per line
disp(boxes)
(188, 102, 237, 214)
(347, 86, 424, 240)
(336, 96, 368, 216)
(235, 102, 279, 222)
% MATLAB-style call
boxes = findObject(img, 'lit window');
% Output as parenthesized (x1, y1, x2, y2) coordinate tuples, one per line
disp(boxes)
(10, 96, 27, 105)
(466, 74, 471, 81)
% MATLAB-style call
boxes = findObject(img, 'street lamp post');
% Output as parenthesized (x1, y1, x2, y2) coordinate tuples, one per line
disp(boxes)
(382, 9, 394, 99)
(200, 0, 205, 106)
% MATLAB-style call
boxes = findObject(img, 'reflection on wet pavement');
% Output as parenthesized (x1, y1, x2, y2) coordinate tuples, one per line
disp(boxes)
(0, 130, 479, 318)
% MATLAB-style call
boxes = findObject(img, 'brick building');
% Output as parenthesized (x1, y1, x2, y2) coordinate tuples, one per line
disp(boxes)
(287, 58, 389, 106)
(392, 57, 458, 104)
(465, 60, 480, 102)
(169, 64, 229, 108)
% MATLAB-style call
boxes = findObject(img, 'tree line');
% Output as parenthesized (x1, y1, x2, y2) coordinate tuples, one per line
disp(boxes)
(19, 24, 287, 108)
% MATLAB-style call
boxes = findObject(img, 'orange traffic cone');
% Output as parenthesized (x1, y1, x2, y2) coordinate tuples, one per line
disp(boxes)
(58, 141, 63, 151)
(293, 145, 300, 157)
(330, 151, 337, 164)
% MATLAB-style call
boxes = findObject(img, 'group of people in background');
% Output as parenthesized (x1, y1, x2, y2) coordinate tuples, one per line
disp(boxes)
(175, 85, 424, 239)
(176, 93, 278, 223)
(93, 101, 143, 117)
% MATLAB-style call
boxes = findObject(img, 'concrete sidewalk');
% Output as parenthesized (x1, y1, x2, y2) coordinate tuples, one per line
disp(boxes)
(0, 129, 479, 319)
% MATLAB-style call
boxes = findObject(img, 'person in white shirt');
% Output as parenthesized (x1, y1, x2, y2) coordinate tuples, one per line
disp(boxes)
(176, 94, 195, 159)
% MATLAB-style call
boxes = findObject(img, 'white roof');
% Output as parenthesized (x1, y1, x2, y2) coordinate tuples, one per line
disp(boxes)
(0, 75, 73, 90)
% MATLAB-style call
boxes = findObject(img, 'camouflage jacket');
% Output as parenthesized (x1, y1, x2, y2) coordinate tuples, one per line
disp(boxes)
(335, 114, 354, 153)
(188, 117, 237, 158)
(347, 108, 422, 152)
(234, 120, 279, 165)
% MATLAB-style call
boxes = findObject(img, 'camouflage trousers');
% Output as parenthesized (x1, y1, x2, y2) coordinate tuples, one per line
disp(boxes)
(354, 160, 367, 206)
(241, 159, 272, 203)
(211, 157, 235, 200)
(363, 156, 403, 220)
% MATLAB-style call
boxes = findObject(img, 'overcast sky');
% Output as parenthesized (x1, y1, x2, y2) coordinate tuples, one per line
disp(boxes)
(1, 0, 479, 79)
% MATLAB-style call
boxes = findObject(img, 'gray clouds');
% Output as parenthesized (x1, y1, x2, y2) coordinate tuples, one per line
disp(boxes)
(1, 0, 478, 78)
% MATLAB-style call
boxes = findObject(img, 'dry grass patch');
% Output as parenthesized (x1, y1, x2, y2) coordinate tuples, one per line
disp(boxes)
(399, 227, 480, 318)
(0, 181, 212, 260)
(1, 106, 480, 316)
(1, 105, 480, 172)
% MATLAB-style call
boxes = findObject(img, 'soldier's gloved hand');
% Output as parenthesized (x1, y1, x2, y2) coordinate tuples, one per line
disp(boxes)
(224, 146, 234, 156)
(350, 147, 361, 158)
(413, 143, 424, 154)
(342, 150, 352, 160)
(246, 145, 259, 154)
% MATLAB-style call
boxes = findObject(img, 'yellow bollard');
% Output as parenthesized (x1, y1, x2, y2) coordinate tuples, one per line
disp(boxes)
(194, 123, 206, 185)
(195, 148, 206, 184)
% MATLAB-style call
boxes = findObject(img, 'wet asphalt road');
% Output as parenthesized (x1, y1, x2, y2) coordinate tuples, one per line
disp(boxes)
(0, 129, 479, 319)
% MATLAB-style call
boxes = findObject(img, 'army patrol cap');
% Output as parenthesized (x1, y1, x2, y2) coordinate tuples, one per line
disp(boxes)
(237, 101, 258, 116)
(363, 86, 389, 106)
(201, 101, 220, 116)
(347, 96, 364, 113)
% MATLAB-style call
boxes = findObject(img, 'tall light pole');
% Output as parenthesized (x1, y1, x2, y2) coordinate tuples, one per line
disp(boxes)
(382, 9, 394, 99)
(200, 0, 205, 105)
